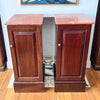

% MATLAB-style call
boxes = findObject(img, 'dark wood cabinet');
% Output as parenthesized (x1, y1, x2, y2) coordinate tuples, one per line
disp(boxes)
(0, 17, 7, 71)
(5, 14, 45, 92)
(91, 1, 100, 70)
(61, 30, 84, 77)
(55, 14, 94, 92)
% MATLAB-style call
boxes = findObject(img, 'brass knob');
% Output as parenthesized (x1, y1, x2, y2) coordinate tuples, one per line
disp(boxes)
(10, 44, 13, 47)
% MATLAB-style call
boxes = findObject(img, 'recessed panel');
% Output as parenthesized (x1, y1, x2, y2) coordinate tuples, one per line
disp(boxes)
(13, 31, 38, 77)
(61, 30, 85, 76)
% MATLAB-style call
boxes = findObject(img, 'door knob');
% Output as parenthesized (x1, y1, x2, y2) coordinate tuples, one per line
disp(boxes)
(58, 43, 61, 46)
(10, 44, 13, 48)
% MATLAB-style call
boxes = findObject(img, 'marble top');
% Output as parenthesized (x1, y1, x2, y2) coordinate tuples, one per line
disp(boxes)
(5, 14, 44, 25)
(55, 14, 94, 25)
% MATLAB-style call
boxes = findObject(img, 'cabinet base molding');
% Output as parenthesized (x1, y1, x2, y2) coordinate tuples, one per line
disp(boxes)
(14, 81, 45, 92)
(55, 80, 86, 92)
(0, 62, 7, 71)
(91, 58, 100, 70)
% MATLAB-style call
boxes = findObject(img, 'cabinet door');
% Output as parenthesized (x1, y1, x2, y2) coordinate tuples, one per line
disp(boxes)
(13, 31, 43, 82)
(56, 30, 87, 81)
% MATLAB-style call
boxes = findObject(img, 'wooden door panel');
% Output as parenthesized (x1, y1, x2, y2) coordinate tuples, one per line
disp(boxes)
(61, 31, 84, 76)
(56, 29, 86, 81)
(13, 31, 38, 77)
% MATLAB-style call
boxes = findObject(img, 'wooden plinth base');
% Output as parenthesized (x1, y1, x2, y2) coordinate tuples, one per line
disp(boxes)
(55, 80, 86, 92)
(0, 62, 7, 71)
(91, 58, 100, 70)
(14, 81, 45, 92)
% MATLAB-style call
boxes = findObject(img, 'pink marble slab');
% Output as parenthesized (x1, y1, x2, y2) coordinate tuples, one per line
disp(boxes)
(5, 14, 44, 25)
(55, 14, 94, 25)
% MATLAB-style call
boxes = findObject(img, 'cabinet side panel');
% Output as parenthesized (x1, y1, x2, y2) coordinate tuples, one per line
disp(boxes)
(13, 31, 38, 77)
(0, 18, 7, 66)
(61, 31, 84, 76)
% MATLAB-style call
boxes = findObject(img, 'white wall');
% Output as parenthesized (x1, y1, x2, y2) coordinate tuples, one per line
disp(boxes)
(42, 18, 56, 57)
(0, 0, 99, 68)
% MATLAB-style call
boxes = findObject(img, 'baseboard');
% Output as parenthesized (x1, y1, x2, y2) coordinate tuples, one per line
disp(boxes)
(86, 60, 91, 68)
(7, 62, 13, 69)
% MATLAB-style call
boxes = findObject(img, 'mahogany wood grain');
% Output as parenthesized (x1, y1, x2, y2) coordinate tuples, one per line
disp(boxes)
(56, 25, 92, 81)
(61, 30, 85, 76)
(55, 81, 85, 92)
(55, 14, 93, 92)
(91, 0, 100, 70)
(7, 25, 43, 82)
(7, 25, 44, 92)
(6, 14, 44, 92)
(14, 82, 45, 92)
(13, 31, 38, 77)
(0, 18, 7, 71)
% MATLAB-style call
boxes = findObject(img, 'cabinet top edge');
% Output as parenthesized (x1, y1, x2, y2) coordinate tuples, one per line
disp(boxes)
(5, 14, 44, 25)
(54, 14, 94, 25)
